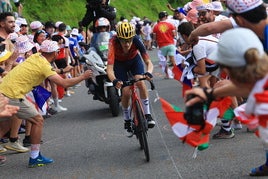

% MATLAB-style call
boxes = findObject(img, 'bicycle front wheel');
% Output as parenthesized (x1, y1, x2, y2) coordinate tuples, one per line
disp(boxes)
(135, 100, 150, 162)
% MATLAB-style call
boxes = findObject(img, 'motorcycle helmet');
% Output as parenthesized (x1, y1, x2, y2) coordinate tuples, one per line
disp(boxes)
(95, 17, 110, 31)
(116, 22, 135, 39)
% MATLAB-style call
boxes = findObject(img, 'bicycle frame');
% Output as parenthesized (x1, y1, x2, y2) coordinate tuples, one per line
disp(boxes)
(129, 81, 145, 128)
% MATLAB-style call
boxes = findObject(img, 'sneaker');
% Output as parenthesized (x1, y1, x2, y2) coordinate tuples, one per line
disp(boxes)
(212, 128, 235, 139)
(55, 105, 68, 112)
(231, 120, 243, 130)
(5, 141, 29, 152)
(28, 153, 53, 168)
(47, 107, 58, 115)
(124, 120, 133, 137)
(65, 91, 72, 97)
(0, 145, 7, 153)
(0, 155, 6, 166)
(145, 114, 155, 128)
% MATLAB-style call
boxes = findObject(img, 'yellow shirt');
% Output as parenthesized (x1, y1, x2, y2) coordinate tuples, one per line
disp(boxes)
(0, 53, 57, 99)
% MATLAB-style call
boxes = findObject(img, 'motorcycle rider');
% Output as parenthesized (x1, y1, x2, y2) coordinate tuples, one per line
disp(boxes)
(91, 17, 113, 61)
(86, 17, 113, 97)
(106, 22, 155, 137)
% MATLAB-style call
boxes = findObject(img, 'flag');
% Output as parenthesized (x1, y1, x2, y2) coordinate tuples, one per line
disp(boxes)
(172, 65, 192, 97)
(160, 98, 218, 150)
(234, 103, 259, 137)
(32, 85, 51, 112)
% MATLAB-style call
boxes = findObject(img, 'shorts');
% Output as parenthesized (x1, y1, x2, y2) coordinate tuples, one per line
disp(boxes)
(114, 54, 145, 82)
(160, 45, 176, 57)
(54, 58, 67, 69)
(70, 56, 79, 67)
(1, 97, 39, 121)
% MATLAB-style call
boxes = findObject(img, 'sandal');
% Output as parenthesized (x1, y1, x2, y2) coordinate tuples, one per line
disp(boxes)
(250, 164, 268, 176)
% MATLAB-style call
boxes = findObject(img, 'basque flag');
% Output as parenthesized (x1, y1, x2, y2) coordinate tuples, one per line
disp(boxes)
(159, 98, 218, 151)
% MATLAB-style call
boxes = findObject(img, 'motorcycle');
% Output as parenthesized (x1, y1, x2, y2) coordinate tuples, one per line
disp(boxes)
(79, 32, 120, 117)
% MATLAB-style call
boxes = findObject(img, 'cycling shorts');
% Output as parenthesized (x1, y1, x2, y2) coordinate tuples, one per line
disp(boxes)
(114, 54, 145, 81)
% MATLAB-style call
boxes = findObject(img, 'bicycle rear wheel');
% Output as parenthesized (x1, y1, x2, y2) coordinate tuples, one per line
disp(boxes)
(134, 100, 150, 162)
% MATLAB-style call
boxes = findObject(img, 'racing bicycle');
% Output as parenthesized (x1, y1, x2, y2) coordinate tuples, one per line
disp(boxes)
(124, 72, 155, 162)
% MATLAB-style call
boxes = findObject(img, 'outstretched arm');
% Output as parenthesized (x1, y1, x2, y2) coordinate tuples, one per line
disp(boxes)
(188, 19, 233, 45)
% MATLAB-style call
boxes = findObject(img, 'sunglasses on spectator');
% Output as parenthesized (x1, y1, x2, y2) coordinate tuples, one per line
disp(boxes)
(36, 30, 46, 35)
(118, 38, 133, 44)
(198, 11, 208, 17)
(20, 24, 28, 28)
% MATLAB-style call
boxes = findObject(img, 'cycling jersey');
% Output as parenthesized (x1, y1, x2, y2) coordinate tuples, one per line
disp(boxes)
(107, 35, 149, 65)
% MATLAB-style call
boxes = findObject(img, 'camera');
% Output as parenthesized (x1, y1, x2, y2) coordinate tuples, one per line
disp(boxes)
(184, 94, 205, 126)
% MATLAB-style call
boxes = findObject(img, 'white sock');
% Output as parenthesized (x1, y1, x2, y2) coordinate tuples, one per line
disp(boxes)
(122, 106, 131, 120)
(141, 98, 150, 115)
(30, 144, 40, 159)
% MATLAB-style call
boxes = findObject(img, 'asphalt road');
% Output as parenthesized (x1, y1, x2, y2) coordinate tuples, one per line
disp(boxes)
(1, 49, 263, 179)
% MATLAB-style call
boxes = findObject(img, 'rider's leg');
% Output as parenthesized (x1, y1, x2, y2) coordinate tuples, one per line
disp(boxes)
(121, 87, 131, 120)
(121, 87, 133, 136)
(136, 77, 155, 128)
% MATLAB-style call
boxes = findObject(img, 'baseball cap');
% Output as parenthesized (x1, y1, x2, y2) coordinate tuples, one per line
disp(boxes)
(196, 3, 214, 11)
(175, 7, 187, 16)
(15, 17, 27, 26)
(226, 0, 263, 14)
(71, 28, 79, 36)
(40, 40, 59, 53)
(210, 1, 224, 12)
(189, 0, 203, 9)
(15, 35, 34, 54)
(66, 25, 72, 31)
(158, 11, 168, 19)
(208, 28, 264, 67)
(186, 9, 198, 24)
(30, 21, 43, 30)
(55, 21, 63, 28)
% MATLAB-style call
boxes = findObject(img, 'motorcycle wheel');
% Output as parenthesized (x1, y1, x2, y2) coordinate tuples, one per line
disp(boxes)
(108, 87, 120, 117)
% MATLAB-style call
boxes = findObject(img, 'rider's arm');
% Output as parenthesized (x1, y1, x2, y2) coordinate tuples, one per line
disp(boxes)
(106, 64, 116, 82)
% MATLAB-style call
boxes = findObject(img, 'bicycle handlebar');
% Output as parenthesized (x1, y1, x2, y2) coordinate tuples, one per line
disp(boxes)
(124, 78, 155, 91)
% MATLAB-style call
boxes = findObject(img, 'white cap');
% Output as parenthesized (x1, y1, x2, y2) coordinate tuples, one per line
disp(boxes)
(208, 28, 264, 67)
(196, 3, 213, 11)
(71, 28, 79, 36)
(227, 0, 263, 13)
(210, 1, 224, 12)
(30, 21, 43, 30)
(40, 40, 59, 53)
(55, 21, 63, 28)
(15, 17, 27, 26)
(15, 35, 34, 54)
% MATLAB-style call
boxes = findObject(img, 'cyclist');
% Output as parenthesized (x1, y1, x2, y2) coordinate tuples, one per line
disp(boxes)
(106, 22, 155, 136)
